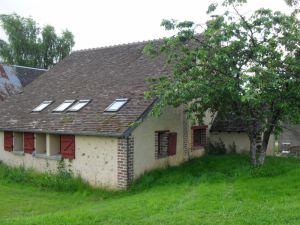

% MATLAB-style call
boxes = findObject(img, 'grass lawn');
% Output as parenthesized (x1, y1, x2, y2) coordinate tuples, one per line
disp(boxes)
(1, 155, 300, 225)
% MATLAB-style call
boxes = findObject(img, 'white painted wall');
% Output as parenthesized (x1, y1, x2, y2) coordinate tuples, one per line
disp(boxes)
(132, 107, 185, 178)
(132, 108, 214, 178)
(0, 132, 119, 188)
(210, 132, 275, 155)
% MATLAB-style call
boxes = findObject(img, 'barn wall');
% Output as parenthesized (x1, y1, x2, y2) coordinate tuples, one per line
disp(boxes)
(132, 107, 213, 179)
(132, 107, 185, 178)
(210, 132, 275, 155)
(0, 132, 119, 189)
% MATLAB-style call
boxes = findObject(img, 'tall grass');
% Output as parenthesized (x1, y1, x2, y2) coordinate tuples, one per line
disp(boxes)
(0, 162, 93, 193)
(0, 154, 299, 195)
(130, 155, 300, 192)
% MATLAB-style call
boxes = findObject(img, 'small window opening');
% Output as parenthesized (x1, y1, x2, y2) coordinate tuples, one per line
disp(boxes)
(192, 125, 207, 148)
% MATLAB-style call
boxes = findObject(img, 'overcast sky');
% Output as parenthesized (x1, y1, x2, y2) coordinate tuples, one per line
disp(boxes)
(0, 0, 292, 51)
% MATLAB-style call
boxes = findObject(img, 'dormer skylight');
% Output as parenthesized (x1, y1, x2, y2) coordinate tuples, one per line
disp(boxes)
(105, 98, 128, 112)
(32, 101, 53, 112)
(53, 100, 75, 112)
(68, 100, 90, 112)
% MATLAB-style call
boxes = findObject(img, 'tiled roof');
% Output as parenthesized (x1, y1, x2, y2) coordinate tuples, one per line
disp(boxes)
(210, 113, 249, 132)
(14, 65, 47, 87)
(0, 41, 169, 136)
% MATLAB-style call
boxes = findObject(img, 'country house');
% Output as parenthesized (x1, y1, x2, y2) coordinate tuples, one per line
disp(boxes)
(0, 41, 274, 189)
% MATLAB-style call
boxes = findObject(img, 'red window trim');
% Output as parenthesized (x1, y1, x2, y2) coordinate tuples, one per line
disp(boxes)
(4, 131, 13, 152)
(60, 135, 75, 159)
(168, 132, 177, 156)
(192, 125, 208, 149)
(24, 132, 35, 154)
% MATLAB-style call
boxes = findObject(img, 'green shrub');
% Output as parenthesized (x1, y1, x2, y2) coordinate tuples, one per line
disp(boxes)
(205, 139, 227, 155)
(0, 161, 92, 193)
(228, 142, 237, 154)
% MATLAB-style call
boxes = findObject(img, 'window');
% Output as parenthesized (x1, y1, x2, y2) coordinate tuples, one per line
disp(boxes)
(105, 98, 128, 112)
(68, 100, 90, 112)
(192, 125, 208, 148)
(13, 132, 23, 152)
(24, 132, 35, 154)
(4, 131, 13, 151)
(35, 133, 46, 154)
(53, 100, 75, 112)
(60, 135, 75, 159)
(155, 131, 177, 158)
(32, 101, 53, 112)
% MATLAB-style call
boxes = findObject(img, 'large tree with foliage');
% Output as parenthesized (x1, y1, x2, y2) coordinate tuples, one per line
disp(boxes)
(145, 0, 300, 166)
(0, 13, 74, 69)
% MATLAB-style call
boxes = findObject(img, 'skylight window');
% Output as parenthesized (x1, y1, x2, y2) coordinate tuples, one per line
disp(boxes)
(68, 100, 90, 112)
(105, 98, 128, 112)
(32, 101, 53, 112)
(53, 100, 75, 112)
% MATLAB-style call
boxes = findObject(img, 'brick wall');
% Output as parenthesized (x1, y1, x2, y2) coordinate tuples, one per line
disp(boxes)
(183, 115, 189, 160)
(117, 136, 134, 188)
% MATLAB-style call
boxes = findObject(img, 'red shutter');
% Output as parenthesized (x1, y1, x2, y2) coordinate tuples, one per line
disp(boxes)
(4, 131, 13, 151)
(168, 132, 177, 156)
(60, 135, 75, 159)
(24, 132, 35, 154)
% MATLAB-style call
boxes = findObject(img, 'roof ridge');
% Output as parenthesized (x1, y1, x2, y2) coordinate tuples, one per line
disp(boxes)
(13, 65, 48, 71)
(73, 37, 166, 53)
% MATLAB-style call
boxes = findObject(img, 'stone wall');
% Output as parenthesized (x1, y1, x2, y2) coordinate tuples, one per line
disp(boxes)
(0, 132, 119, 188)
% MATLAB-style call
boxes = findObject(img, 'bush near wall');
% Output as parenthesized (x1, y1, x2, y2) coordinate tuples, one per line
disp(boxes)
(0, 160, 91, 193)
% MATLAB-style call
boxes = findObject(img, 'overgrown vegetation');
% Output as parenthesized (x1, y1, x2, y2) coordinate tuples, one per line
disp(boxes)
(0, 160, 92, 193)
(144, 0, 300, 166)
(1, 155, 300, 224)
(204, 140, 237, 155)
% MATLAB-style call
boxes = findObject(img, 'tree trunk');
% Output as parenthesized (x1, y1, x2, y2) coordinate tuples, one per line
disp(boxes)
(258, 128, 273, 165)
(249, 135, 257, 166)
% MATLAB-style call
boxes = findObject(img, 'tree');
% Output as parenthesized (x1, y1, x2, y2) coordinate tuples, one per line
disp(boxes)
(284, 0, 299, 7)
(144, 0, 300, 166)
(0, 13, 75, 69)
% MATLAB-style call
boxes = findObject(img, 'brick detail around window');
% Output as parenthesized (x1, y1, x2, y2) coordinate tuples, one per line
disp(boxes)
(155, 131, 169, 159)
(192, 125, 208, 149)
(183, 116, 189, 160)
(127, 136, 134, 184)
(117, 136, 134, 189)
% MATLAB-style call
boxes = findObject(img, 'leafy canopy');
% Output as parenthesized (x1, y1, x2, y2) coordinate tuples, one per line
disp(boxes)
(0, 13, 75, 69)
(144, 0, 300, 164)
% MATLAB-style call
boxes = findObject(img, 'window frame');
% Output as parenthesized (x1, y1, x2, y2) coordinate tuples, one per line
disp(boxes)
(192, 125, 208, 149)
(53, 100, 75, 112)
(155, 130, 172, 159)
(105, 98, 128, 112)
(4, 131, 13, 152)
(32, 100, 53, 112)
(67, 99, 91, 112)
